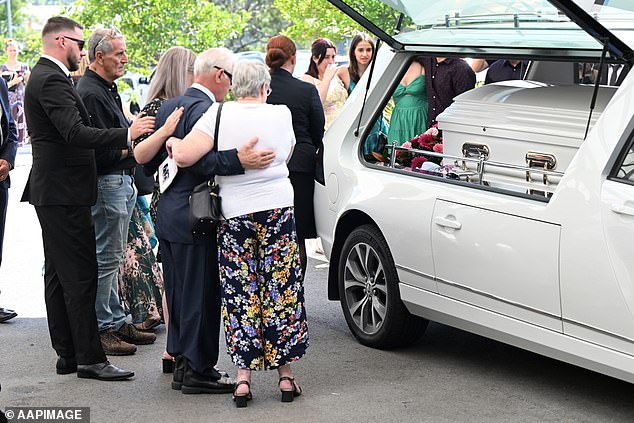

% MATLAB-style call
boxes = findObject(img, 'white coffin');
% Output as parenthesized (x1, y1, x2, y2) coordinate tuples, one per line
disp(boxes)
(438, 81, 617, 195)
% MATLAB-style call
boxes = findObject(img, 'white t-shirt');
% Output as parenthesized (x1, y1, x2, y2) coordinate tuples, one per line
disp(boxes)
(193, 101, 296, 219)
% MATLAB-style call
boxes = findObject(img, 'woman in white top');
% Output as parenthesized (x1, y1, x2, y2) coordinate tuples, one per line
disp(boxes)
(171, 60, 308, 408)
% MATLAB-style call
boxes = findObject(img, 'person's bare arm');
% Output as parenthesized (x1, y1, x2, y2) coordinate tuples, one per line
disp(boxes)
(171, 128, 214, 167)
(134, 107, 183, 164)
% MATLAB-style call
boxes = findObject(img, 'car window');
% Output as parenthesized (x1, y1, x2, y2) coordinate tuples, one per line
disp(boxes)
(611, 137, 634, 185)
(360, 54, 618, 202)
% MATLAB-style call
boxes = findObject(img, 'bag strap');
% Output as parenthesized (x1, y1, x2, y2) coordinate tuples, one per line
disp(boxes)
(213, 102, 223, 153)
(208, 102, 223, 185)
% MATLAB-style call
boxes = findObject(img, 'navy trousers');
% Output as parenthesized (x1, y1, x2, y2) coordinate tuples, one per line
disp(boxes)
(160, 237, 221, 374)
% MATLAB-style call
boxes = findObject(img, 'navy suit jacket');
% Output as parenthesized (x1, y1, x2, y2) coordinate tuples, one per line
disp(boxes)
(149, 86, 243, 244)
(0, 79, 17, 189)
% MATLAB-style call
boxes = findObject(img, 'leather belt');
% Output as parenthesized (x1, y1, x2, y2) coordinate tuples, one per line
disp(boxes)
(103, 168, 135, 176)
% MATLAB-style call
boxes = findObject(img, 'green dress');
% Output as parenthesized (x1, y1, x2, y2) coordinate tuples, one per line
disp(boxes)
(387, 75, 428, 146)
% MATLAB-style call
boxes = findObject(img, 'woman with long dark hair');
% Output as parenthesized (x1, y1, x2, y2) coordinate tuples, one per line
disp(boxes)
(337, 33, 374, 94)
(300, 38, 347, 129)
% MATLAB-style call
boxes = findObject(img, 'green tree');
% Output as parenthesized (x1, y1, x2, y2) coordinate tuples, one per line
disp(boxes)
(69, 0, 249, 72)
(0, 0, 28, 39)
(212, 0, 287, 52)
(273, 0, 400, 46)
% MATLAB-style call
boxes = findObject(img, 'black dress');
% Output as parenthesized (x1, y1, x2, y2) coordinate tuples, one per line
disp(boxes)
(267, 68, 325, 240)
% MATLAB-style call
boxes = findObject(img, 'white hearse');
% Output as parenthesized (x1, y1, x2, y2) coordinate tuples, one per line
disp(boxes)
(315, 0, 634, 384)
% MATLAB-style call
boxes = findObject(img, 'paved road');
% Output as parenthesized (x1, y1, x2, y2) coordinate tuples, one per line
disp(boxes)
(1, 149, 634, 422)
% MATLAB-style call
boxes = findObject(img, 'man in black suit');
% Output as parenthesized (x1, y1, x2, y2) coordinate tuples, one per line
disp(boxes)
(148, 48, 274, 394)
(22, 16, 147, 380)
(0, 77, 18, 323)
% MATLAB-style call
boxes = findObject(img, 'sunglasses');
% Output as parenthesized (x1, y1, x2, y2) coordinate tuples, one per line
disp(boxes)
(213, 65, 232, 83)
(56, 35, 85, 50)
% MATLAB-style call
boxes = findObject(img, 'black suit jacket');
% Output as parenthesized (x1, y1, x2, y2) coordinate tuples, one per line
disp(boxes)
(151, 87, 243, 244)
(267, 69, 324, 173)
(0, 79, 17, 189)
(22, 57, 128, 206)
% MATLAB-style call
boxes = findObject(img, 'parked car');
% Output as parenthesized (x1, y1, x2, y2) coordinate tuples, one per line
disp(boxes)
(119, 71, 150, 113)
(316, 0, 634, 384)
(235, 50, 266, 63)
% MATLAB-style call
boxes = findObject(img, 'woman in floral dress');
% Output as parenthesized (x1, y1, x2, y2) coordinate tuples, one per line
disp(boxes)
(123, 47, 195, 368)
(171, 60, 308, 407)
(2, 39, 30, 145)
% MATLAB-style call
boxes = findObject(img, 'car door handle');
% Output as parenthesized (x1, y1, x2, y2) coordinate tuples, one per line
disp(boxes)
(434, 216, 462, 230)
(611, 203, 634, 216)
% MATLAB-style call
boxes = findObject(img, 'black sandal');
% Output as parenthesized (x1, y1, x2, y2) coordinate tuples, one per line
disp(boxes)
(278, 376, 302, 402)
(233, 380, 252, 408)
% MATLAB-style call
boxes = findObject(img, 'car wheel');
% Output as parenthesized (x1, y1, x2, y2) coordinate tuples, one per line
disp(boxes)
(338, 224, 428, 349)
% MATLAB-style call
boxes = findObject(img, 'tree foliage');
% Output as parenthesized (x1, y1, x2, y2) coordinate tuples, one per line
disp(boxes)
(0, 0, 28, 38)
(273, 0, 399, 46)
(68, 0, 249, 71)
(212, 0, 287, 52)
(2, 0, 402, 71)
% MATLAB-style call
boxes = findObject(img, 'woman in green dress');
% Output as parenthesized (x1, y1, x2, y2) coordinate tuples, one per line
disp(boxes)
(387, 59, 428, 146)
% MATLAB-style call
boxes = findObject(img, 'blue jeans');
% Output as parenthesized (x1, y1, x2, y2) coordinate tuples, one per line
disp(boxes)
(92, 174, 137, 332)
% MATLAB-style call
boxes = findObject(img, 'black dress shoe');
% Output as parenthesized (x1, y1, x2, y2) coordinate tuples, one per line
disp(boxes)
(77, 361, 134, 381)
(181, 363, 235, 394)
(171, 356, 185, 390)
(56, 356, 77, 375)
(0, 307, 17, 323)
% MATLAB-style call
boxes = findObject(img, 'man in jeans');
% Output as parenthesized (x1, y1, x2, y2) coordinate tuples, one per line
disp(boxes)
(76, 27, 155, 354)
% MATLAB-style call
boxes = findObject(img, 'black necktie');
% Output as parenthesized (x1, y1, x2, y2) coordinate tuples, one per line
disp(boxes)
(67, 74, 75, 88)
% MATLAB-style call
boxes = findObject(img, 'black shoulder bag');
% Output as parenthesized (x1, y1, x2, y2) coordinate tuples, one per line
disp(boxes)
(188, 102, 224, 236)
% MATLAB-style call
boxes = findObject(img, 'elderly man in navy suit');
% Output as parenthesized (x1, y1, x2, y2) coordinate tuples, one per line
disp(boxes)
(0, 77, 18, 323)
(137, 48, 274, 394)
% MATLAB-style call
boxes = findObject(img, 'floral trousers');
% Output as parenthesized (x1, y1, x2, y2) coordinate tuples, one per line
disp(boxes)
(218, 207, 309, 370)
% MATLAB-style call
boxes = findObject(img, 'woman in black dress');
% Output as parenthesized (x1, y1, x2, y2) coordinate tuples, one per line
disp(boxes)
(265, 35, 325, 278)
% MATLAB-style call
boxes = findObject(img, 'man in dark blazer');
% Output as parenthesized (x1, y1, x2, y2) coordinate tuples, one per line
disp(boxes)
(21, 16, 149, 381)
(0, 77, 18, 323)
(147, 48, 274, 394)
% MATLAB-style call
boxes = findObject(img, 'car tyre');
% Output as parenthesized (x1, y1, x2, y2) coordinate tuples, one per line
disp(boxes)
(338, 224, 428, 349)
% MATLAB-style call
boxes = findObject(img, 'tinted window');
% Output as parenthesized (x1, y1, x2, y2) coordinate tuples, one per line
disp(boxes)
(612, 138, 634, 184)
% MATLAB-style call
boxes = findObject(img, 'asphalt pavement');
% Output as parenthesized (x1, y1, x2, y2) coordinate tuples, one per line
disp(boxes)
(2, 147, 634, 422)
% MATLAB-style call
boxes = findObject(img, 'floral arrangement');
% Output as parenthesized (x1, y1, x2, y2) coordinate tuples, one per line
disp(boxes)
(395, 125, 443, 169)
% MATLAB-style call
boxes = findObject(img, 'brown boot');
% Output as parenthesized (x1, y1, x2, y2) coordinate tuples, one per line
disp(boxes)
(115, 322, 156, 345)
(99, 329, 137, 356)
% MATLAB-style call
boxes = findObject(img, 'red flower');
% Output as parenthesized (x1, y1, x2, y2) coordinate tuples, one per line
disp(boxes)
(433, 143, 443, 153)
(411, 156, 428, 169)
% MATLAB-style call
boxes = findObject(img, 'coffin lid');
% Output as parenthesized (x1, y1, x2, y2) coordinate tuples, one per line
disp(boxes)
(328, 0, 634, 63)
(437, 81, 617, 141)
